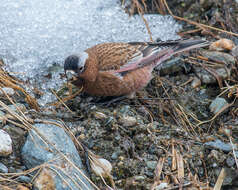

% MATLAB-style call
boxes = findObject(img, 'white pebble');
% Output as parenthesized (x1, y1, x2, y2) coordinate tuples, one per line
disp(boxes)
(0, 129, 12, 156)
(0, 87, 15, 96)
(119, 116, 137, 127)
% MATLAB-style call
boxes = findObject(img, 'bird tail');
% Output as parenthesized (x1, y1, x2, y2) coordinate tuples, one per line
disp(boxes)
(148, 39, 209, 68)
(171, 39, 210, 55)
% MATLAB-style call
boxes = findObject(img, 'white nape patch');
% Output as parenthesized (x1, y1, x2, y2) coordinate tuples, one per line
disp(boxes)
(78, 51, 89, 67)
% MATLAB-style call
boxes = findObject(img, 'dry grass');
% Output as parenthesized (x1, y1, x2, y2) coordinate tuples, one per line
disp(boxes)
(0, 60, 39, 111)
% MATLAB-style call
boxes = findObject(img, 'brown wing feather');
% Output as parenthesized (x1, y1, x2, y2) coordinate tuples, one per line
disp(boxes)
(86, 42, 144, 71)
(85, 41, 183, 72)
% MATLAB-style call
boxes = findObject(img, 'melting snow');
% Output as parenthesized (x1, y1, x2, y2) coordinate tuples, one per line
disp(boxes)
(0, 0, 181, 105)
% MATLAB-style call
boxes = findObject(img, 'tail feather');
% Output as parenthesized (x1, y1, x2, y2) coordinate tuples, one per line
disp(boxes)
(172, 39, 210, 55)
(151, 39, 209, 68)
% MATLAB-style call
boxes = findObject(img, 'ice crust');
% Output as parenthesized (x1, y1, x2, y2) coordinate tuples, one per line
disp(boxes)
(0, 0, 181, 105)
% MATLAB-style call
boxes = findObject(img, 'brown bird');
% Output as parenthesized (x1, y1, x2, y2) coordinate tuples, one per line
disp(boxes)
(64, 39, 209, 98)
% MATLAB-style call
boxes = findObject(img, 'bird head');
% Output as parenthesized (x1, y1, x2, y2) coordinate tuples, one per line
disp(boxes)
(64, 52, 88, 75)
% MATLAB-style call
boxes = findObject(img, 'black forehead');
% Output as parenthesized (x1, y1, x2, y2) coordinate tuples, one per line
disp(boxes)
(64, 55, 79, 70)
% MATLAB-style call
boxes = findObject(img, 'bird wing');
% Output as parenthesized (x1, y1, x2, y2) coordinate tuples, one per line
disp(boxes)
(87, 42, 165, 71)
(86, 40, 209, 74)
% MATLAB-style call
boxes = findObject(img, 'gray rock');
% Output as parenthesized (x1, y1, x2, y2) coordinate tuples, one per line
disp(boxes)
(146, 160, 157, 170)
(21, 123, 94, 190)
(196, 67, 231, 84)
(204, 139, 236, 152)
(200, 50, 235, 65)
(0, 87, 15, 96)
(158, 57, 185, 76)
(16, 175, 32, 183)
(209, 97, 228, 115)
(226, 156, 235, 167)
(111, 150, 121, 160)
(8, 103, 26, 113)
(118, 115, 137, 127)
(0, 162, 8, 173)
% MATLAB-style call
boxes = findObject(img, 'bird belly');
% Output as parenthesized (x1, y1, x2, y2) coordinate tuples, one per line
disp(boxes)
(123, 65, 153, 92)
(82, 65, 153, 97)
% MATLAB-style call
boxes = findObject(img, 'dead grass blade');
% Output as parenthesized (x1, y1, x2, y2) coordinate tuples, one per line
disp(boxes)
(151, 157, 165, 190)
(213, 168, 226, 190)
(0, 66, 39, 111)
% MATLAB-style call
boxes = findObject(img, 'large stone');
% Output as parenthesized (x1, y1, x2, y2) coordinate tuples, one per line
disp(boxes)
(21, 123, 94, 190)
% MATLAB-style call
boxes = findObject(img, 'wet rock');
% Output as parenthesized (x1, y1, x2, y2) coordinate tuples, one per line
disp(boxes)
(204, 139, 235, 152)
(118, 115, 137, 127)
(21, 123, 93, 190)
(209, 97, 228, 115)
(0, 87, 15, 95)
(146, 160, 157, 170)
(16, 175, 32, 184)
(0, 162, 8, 173)
(158, 57, 185, 76)
(209, 39, 235, 51)
(200, 50, 235, 65)
(0, 129, 12, 156)
(196, 67, 231, 84)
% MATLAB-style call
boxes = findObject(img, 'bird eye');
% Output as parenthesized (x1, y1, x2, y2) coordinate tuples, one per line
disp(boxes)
(78, 66, 84, 72)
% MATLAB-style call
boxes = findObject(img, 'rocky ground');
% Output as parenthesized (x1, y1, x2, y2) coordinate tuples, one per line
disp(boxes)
(0, 0, 238, 190)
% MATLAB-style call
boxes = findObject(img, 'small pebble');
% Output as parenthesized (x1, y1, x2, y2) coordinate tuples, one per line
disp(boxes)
(111, 151, 120, 160)
(191, 77, 201, 88)
(226, 156, 235, 167)
(0, 87, 15, 96)
(155, 182, 168, 190)
(16, 175, 32, 183)
(146, 160, 157, 170)
(0, 162, 8, 173)
(209, 97, 228, 115)
(119, 115, 137, 127)
(134, 175, 145, 181)
(8, 103, 26, 113)
(93, 111, 107, 120)
(0, 129, 12, 156)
